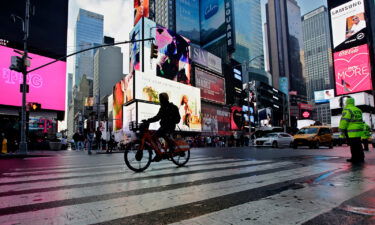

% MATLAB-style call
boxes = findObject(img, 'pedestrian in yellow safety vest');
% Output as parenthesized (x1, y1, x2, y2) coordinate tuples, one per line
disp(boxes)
(1, 133, 7, 154)
(339, 97, 364, 163)
(362, 123, 371, 151)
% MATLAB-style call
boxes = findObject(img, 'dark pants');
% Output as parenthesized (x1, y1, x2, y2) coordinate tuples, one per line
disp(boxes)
(362, 139, 369, 151)
(155, 126, 175, 150)
(349, 137, 364, 162)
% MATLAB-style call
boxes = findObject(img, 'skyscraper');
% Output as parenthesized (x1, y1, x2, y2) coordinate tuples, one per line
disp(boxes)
(93, 45, 124, 101)
(74, 9, 104, 86)
(302, 6, 333, 101)
(266, 0, 306, 96)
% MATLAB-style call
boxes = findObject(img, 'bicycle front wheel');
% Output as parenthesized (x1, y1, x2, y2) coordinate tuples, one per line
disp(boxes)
(171, 149, 190, 167)
(124, 142, 152, 172)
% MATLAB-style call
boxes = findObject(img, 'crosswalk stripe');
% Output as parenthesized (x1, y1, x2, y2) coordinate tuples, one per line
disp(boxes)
(170, 164, 375, 225)
(0, 161, 294, 210)
(0, 163, 337, 225)
(9, 155, 211, 173)
(0, 159, 273, 194)
(0, 157, 229, 179)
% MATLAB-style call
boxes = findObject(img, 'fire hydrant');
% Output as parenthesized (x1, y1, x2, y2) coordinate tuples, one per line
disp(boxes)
(1, 137, 7, 154)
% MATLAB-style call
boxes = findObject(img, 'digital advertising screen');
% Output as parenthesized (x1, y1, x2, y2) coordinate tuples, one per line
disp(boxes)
(0, 0, 68, 60)
(135, 72, 202, 132)
(155, 26, 192, 85)
(122, 74, 134, 104)
(0, 45, 66, 111)
(195, 67, 225, 104)
(134, 0, 149, 25)
(176, 0, 200, 43)
(113, 81, 124, 131)
(333, 44, 372, 95)
(330, 0, 368, 51)
(200, 0, 226, 45)
(201, 103, 231, 135)
(129, 20, 141, 75)
(230, 106, 243, 131)
(314, 89, 335, 103)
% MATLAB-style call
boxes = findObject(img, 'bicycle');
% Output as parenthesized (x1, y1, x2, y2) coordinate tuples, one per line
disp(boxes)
(124, 122, 191, 172)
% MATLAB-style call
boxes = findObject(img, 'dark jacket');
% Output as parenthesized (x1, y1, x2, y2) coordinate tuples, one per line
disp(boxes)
(148, 102, 177, 131)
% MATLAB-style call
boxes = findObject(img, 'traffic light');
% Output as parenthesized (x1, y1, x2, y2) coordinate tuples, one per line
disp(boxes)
(10, 56, 25, 72)
(150, 43, 158, 59)
(29, 102, 41, 111)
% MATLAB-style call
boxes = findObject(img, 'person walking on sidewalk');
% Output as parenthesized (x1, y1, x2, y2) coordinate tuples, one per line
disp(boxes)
(362, 122, 371, 151)
(86, 113, 96, 155)
(95, 127, 102, 151)
(339, 97, 365, 163)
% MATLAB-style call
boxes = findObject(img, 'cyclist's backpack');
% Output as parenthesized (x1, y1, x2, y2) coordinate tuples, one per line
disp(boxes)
(170, 103, 181, 125)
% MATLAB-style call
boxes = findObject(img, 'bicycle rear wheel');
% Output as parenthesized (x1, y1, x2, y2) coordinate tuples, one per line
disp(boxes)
(124, 141, 152, 172)
(171, 149, 190, 167)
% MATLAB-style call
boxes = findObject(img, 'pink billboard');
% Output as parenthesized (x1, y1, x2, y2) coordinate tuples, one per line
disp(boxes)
(0, 45, 66, 111)
(334, 44, 372, 95)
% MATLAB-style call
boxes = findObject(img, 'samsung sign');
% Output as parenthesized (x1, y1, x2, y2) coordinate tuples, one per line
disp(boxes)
(191, 46, 222, 74)
(225, 0, 236, 53)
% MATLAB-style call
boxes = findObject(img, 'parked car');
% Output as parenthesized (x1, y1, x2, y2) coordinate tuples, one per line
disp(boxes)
(293, 126, 333, 149)
(255, 132, 294, 148)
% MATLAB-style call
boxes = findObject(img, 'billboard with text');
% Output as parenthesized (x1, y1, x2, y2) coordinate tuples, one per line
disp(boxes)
(334, 44, 372, 95)
(195, 67, 225, 104)
(135, 72, 201, 131)
(0, 46, 66, 111)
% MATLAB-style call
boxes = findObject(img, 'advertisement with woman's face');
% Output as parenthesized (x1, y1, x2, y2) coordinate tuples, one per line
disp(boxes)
(135, 72, 201, 131)
(155, 27, 191, 85)
(134, 0, 149, 25)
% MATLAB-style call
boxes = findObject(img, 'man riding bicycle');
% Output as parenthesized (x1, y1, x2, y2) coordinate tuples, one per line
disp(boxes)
(143, 92, 181, 162)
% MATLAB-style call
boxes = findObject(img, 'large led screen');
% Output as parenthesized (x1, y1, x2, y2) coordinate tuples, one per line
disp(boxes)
(202, 103, 231, 135)
(314, 89, 334, 104)
(176, 0, 200, 43)
(0, 0, 68, 60)
(231, 106, 243, 131)
(134, 0, 149, 25)
(113, 81, 124, 131)
(330, 0, 368, 51)
(195, 67, 225, 104)
(135, 72, 201, 131)
(155, 26, 192, 85)
(0, 45, 66, 111)
(334, 44, 372, 95)
(200, 0, 226, 45)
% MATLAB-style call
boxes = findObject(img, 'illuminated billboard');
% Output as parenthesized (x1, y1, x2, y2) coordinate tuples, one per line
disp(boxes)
(135, 72, 202, 131)
(134, 0, 149, 25)
(0, 45, 66, 111)
(200, 0, 226, 45)
(113, 81, 124, 131)
(334, 44, 372, 95)
(155, 26, 192, 85)
(314, 89, 334, 104)
(231, 106, 243, 130)
(330, 0, 368, 51)
(202, 103, 231, 135)
(176, 0, 200, 43)
(195, 67, 225, 104)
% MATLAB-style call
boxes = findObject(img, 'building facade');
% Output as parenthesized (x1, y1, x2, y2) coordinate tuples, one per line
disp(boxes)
(302, 6, 333, 101)
(74, 9, 104, 86)
(93, 46, 124, 102)
(265, 0, 306, 96)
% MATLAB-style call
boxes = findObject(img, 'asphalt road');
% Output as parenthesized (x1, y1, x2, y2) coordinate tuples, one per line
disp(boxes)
(1, 146, 375, 225)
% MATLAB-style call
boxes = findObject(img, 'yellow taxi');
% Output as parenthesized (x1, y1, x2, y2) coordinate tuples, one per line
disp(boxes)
(293, 126, 333, 149)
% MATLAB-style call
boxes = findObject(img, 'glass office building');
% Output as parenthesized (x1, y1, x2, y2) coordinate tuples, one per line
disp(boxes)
(74, 9, 104, 86)
(232, 0, 264, 70)
(302, 6, 333, 101)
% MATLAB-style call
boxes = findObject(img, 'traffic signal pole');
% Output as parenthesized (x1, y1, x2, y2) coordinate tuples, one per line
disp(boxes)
(19, 0, 31, 154)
